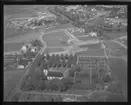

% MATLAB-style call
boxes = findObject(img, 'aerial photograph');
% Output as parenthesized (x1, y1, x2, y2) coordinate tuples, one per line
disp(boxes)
(4, 5, 127, 102)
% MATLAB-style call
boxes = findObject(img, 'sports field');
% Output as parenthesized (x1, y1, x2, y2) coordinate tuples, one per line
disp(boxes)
(108, 57, 127, 98)
(42, 30, 70, 47)
(75, 49, 105, 57)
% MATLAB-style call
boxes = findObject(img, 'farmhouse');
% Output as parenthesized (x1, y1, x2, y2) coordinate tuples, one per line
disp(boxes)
(43, 68, 69, 80)
(43, 69, 63, 80)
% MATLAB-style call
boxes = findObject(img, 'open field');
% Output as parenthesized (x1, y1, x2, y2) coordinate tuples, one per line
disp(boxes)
(76, 49, 105, 57)
(79, 42, 103, 50)
(103, 40, 126, 50)
(72, 31, 86, 37)
(43, 47, 65, 54)
(76, 36, 98, 42)
(108, 57, 127, 98)
(110, 47, 127, 57)
(4, 70, 25, 100)
(42, 30, 70, 47)
(104, 32, 127, 40)
(4, 42, 23, 52)
(4, 29, 41, 43)
(4, 5, 51, 21)
(40, 23, 75, 33)
(103, 40, 127, 57)
(4, 5, 44, 39)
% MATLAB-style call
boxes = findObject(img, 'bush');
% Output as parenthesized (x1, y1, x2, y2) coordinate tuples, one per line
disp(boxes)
(72, 83, 96, 91)
(61, 78, 74, 91)
(69, 69, 75, 77)
(54, 95, 63, 102)
(11, 93, 21, 101)
(48, 79, 63, 91)
(107, 82, 123, 94)
(21, 80, 35, 91)
(37, 80, 46, 91)
(102, 74, 112, 83)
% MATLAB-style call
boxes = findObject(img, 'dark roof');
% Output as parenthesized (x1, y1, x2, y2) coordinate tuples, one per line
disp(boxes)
(47, 71, 63, 77)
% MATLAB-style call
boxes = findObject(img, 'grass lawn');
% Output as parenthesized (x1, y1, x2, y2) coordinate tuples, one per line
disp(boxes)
(4, 70, 25, 100)
(108, 57, 127, 98)
(76, 49, 105, 57)
(42, 30, 70, 47)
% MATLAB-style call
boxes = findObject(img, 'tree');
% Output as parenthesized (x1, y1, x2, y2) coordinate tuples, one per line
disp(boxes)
(61, 59, 67, 68)
(62, 78, 74, 91)
(45, 53, 50, 60)
(98, 68, 107, 79)
(21, 77, 37, 91)
(65, 53, 69, 59)
(56, 59, 62, 68)
(46, 59, 52, 68)
(102, 74, 112, 83)
(35, 67, 45, 80)
(74, 64, 82, 72)
(107, 82, 123, 94)
(44, 80, 50, 91)
(67, 58, 73, 68)
(30, 39, 43, 47)
(37, 60, 41, 67)
(49, 79, 63, 91)
(37, 79, 46, 91)
(60, 53, 65, 60)
(72, 54, 77, 66)
(68, 67, 75, 77)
